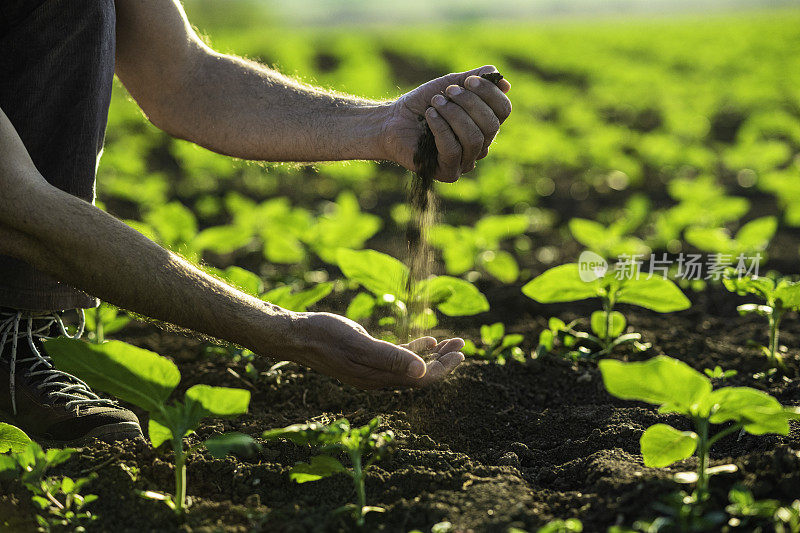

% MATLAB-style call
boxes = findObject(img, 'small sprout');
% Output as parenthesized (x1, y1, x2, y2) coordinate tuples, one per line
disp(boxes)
(524, 263, 688, 357)
(722, 268, 799, 369)
(462, 323, 525, 365)
(704, 366, 738, 381)
(0, 429, 97, 532)
(337, 249, 488, 341)
(599, 356, 800, 497)
(263, 417, 395, 527)
(45, 339, 254, 515)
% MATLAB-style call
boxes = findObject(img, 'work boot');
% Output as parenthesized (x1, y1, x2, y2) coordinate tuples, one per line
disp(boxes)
(0, 308, 143, 446)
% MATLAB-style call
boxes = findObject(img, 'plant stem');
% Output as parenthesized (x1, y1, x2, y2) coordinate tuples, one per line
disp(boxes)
(350, 452, 366, 525)
(695, 417, 710, 496)
(768, 311, 784, 366)
(174, 442, 187, 515)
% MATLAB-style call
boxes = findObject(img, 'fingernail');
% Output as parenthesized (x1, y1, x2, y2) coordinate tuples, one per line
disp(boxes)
(427, 108, 438, 118)
(433, 94, 447, 106)
(407, 359, 426, 378)
(446, 85, 463, 96)
(466, 77, 479, 89)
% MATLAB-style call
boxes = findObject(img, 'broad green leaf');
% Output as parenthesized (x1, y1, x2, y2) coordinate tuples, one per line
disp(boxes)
(143, 202, 197, 248)
(474, 214, 530, 245)
(345, 292, 376, 322)
(0, 423, 31, 453)
(337, 249, 408, 300)
(705, 387, 788, 435)
(685, 227, 733, 254)
(522, 264, 598, 303)
(289, 455, 347, 483)
(640, 424, 698, 468)
(216, 266, 263, 296)
(482, 250, 519, 283)
(569, 218, 609, 248)
(599, 356, 712, 414)
(262, 422, 327, 445)
(617, 277, 691, 312)
(735, 216, 777, 250)
(304, 191, 382, 264)
(193, 225, 252, 254)
(148, 419, 172, 448)
(204, 432, 260, 458)
(590, 310, 626, 339)
(775, 281, 800, 310)
(45, 338, 180, 414)
(185, 385, 250, 417)
(418, 276, 489, 316)
(263, 282, 333, 312)
(263, 233, 305, 264)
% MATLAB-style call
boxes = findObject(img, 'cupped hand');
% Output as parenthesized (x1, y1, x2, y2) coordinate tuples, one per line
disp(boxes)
(381, 65, 512, 182)
(289, 312, 465, 390)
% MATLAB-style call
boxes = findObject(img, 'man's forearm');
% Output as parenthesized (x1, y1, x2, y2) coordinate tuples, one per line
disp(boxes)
(127, 46, 391, 163)
(0, 169, 298, 357)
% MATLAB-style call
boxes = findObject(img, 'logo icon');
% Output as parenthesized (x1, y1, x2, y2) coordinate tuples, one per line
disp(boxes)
(578, 251, 608, 282)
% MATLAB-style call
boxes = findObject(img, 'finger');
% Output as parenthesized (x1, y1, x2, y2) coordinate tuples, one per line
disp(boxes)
(445, 85, 499, 158)
(425, 107, 462, 182)
(402, 336, 437, 353)
(464, 75, 512, 124)
(373, 339, 427, 378)
(431, 94, 484, 173)
(418, 351, 465, 386)
(434, 337, 465, 356)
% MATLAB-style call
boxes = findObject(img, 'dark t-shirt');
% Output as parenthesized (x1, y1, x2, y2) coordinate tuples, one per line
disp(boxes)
(0, 0, 114, 310)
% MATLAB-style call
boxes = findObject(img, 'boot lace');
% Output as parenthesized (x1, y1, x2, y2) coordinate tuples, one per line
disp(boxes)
(0, 309, 115, 415)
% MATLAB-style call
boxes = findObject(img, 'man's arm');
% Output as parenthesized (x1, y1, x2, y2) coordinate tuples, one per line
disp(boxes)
(0, 107, 464, 389)
(114, 0, 511, 182)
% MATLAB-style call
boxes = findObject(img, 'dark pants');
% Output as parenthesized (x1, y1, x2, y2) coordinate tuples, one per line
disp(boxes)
(0, 0, 115, 310)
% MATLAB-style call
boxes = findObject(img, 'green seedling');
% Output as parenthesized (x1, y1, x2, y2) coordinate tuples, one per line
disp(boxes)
(128, 201, 255, 263)
(83, 303, 131, 344)
(337, 249, 489, 340)
(599, 356, 800, 497)
(0, 425, 97, 532)
(427, 214, 530, 283)
(727, 485, 800, 532)
(722, 268, 800, 368)
(524, 263, 690, 356)
(650, 176, 750, 252)
(703, 366, 738, 381)
(210, 265, 333, 312)
(568, 195, 651, 259)
(684, 216, 776, 257)
(462, 323, 524, 365)
(263, 417, 395, 527)
(43, 339, 254, 515)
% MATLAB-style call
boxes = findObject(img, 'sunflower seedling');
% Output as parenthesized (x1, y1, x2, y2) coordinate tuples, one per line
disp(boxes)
(462, 323, 525, 365)
(599, 356, 800, 498)
(263, 417, 395, 527)
(722, 268, 800, 369)
(704, 366, 737, 381)
(338, 249, 488, 341)
(0, 424, 97, 532)
(524, 263, 690, 357)
(427, 214, 530, 283)
(44, 339, 255, 515)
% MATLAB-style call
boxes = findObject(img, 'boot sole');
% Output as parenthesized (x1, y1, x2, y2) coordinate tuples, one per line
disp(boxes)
(38, 421, 145, 448)
(0, 413, 144, 448)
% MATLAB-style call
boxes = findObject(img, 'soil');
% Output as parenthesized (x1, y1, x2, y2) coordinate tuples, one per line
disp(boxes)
(1, 283, 798, 533)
